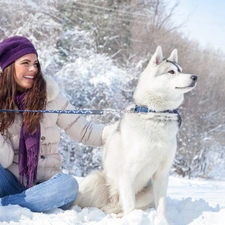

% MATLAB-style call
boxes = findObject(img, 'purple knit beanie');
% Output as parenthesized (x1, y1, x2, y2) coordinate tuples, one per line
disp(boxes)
(0, 36, 38, 71)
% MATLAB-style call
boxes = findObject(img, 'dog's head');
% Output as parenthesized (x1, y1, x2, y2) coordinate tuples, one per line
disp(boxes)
(133, 46, 198, 111)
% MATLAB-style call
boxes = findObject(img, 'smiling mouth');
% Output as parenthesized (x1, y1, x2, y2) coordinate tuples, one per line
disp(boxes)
(175, 83, 196, 89)
(176, 86, 192, 89)
(24, 76, 34, 79)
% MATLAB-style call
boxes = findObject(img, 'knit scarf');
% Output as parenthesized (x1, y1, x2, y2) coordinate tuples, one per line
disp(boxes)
(15, 92, 40, 188)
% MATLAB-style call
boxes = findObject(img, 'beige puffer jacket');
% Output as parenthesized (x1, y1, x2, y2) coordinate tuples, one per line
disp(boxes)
(0, 76, 104, 185)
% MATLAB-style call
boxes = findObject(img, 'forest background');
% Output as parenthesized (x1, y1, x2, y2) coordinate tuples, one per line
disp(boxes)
(1, 0, 224, 180)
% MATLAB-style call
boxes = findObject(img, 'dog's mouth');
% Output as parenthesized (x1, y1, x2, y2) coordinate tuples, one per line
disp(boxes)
(175, 82, 196, 89)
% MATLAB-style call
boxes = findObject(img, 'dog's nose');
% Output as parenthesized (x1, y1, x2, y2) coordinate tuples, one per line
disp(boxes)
(191, 75, 198, 81)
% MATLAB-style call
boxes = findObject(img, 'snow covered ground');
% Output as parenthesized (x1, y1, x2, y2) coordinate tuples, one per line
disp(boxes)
(0, 176, 224, 225)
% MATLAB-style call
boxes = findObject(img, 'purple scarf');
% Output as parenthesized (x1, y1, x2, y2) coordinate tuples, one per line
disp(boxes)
(15, 92, 40, 188)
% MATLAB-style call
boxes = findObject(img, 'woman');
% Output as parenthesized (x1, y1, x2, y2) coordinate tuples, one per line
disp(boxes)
(0, 36, 109, 212)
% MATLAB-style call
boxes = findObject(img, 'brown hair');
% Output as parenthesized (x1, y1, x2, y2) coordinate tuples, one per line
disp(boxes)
(0, 62, 47, 134)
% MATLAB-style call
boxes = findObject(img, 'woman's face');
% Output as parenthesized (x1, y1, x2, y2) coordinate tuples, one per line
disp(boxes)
(14, 53, 38, 92)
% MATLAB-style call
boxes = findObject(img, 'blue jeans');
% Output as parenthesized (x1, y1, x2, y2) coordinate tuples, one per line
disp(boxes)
(0, 165, 78, 212)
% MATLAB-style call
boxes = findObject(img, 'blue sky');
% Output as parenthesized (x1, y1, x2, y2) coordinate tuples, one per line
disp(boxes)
(167, 0, 225, 52)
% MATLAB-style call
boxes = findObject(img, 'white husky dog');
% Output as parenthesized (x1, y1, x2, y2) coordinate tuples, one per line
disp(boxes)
(74, 46, 197, 224)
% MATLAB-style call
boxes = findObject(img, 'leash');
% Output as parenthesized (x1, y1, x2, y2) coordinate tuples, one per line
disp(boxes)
(0, 106, 182, 127)
(0, 108, 133, 115)
(0, 109, 104, 115)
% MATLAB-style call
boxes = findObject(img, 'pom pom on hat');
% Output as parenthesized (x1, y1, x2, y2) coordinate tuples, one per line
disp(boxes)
(0, 36, 38, 71)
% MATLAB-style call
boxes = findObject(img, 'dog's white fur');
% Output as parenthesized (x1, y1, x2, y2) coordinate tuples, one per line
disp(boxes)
(74, 46, 197, 224)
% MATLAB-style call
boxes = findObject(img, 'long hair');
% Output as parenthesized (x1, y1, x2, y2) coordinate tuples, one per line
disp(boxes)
(0, 62, 47, 135)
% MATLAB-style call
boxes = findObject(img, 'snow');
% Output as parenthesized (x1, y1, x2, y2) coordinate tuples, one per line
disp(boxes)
(0, 176, 224, 225)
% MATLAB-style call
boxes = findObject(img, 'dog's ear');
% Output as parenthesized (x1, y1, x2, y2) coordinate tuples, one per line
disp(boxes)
(168, 49, 178, 63)
(150, 46, 163, 65)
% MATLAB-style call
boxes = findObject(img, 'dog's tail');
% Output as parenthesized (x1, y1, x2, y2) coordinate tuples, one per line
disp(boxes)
(74, 170, 109, 208)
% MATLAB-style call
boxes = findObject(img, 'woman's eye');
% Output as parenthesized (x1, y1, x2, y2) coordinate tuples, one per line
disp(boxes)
(168, 70, 175, 74)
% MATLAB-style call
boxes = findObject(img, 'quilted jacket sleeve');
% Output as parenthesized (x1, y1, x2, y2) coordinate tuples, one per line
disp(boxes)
(55, 94, 105, 147)
(0, 134, 14, 168)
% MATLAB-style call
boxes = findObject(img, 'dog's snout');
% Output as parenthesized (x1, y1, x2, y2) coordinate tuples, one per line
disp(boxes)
(191, 75, 198, 81)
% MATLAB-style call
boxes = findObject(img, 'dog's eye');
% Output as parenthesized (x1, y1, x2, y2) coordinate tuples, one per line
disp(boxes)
(168, 70, 175, 74)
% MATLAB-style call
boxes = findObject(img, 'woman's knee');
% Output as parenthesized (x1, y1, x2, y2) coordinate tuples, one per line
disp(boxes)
(53, 173, 79, 199)
(58, 174, 79, 210)
(65, 174, 79, 194)
(23, 173, 79, 212)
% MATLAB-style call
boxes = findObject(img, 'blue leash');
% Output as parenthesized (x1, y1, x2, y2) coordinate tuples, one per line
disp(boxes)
(0, 109, 104, 115)
(0, 105, 182, 128)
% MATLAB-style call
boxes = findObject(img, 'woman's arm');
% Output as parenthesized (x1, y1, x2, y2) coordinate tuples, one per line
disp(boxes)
(55, 94, 105, 147)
